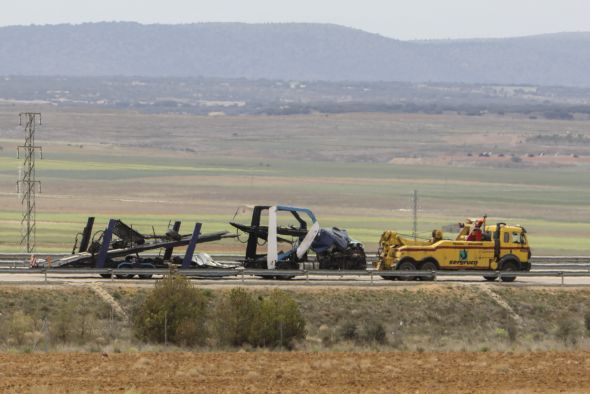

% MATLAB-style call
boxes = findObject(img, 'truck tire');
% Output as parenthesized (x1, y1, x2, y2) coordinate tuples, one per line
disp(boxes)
(500, 261, 518, 282)
(397, 259, 417, 281)
(483, 275, 497, 281)
(420, 260, 437, 281)
(115, 263, 136, 279)
(138, 263, 155, 279)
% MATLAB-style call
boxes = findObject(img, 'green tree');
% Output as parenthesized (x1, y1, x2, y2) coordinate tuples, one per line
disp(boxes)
(251, 290, 306, 349)
(132, 275, 208, 346)
(215, 288, 259, 346)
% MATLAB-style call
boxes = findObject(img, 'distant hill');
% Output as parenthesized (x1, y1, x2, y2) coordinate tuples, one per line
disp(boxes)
(1, 22, 590, 86)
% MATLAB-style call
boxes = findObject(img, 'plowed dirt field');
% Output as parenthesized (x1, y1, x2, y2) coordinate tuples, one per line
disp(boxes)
(1, 351, 589, 393)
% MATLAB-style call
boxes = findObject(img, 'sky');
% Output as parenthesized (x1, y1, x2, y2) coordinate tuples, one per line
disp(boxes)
(2, 0, 590, 40)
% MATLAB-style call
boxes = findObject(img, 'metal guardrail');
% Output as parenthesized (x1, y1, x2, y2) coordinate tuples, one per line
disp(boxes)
(0, 267, 588, 286)
(0, 253, 589, 265)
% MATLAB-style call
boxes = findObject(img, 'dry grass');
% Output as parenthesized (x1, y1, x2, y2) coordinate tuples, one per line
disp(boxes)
(3, 284, 589, 353)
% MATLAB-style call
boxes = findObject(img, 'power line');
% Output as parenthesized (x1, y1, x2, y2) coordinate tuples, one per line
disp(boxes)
(17, 113, 43, 253)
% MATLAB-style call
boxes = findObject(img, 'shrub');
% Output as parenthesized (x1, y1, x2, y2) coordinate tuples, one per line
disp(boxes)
(132, 275, 208, 346)
(584, 311, 590, 334)
(75, 310, 97, 343)
(50, 303, 76, 343)
(506, 321, 518, 343)
(495, 328, 508, 339)
(555, 318, 582, 346)
(175, 320, 201, 346)
(318, 324, 334, 346)
(48, 300, 99, 345)
(363, 320, 387, 344)
(338, 320, 359, 341)
(250, 290, 306, 349)
(8, 311, 34, 346)
(214, 288, 259, 346)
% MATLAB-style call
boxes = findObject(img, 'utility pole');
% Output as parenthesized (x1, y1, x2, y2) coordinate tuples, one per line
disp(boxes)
(412, 190, 418, 241)
(17, 113, 42, 253)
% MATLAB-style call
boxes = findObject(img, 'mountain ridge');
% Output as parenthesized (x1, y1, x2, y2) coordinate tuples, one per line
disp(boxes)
(1, 22, 589, 86)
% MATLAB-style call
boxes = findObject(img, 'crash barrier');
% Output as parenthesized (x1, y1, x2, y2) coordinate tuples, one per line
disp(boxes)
(0, 267, 589, 286)
(0, 254, 589, 268)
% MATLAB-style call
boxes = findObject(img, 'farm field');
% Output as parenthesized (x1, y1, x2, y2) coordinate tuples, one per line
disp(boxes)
(0, 351, 589, 393)
(0, 105, 589, 254)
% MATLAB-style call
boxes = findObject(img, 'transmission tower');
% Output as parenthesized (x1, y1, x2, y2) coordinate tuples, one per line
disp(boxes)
(17, 113, 43, 253)
(412, 190, 418, 241)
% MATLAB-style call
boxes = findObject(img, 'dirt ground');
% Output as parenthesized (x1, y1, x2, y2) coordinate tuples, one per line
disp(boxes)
(0, 351, 589, 393)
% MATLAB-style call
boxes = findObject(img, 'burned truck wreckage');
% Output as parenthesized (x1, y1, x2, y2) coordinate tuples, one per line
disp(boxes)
(50, 205, 367, 279)
(230, 205, 366, 271)
(50, 217, 234, 278)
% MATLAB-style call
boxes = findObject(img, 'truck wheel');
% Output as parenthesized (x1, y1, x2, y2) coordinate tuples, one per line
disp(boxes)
(397, 260, 417, 281)
(115, 263, 136, 279)
(138, 263, 155, 279)
(420, 261, 437, 281)
(483, 275, 497, 281)
(500, 261, 517, 282)
(116, 273, 135, 279)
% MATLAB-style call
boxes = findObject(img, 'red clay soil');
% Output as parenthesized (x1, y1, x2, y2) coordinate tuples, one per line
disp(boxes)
(0, 351, 589, 393)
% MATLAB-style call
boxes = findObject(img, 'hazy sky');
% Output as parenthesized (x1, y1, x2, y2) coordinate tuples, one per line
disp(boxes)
(2, 0, 590, 40)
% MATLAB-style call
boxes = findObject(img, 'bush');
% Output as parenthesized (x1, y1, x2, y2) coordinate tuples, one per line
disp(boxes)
(76, 311, 97, 343)
(363, 320, 387, 344)
(48, 299, 101, 345)
(506, 321, 518, 343)
(319, 324, 334, 346)
(495, 327, 508, 339)
(214, 288, 259, 346)
(584, 311, 590, 334)
(338, 320, 359, 341)
(7, 311, 34, 346)
(132, 275, 208, 346)
(50, 303, 76, 343)
(555, 318, 582, 345)
(250, 290, 306, 349)
(133, 283, 306, 349)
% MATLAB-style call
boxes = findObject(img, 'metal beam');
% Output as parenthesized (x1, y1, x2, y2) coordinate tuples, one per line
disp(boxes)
(163, 221, 181, 261)
(96, 219, 116, 268)
(78, 217, 95, 253)
(182, 223, 202, 269)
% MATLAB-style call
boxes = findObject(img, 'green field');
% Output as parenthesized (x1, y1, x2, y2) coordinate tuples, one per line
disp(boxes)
(0, 107, 589, 254)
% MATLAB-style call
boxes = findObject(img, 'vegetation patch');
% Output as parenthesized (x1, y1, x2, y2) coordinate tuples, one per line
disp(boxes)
(131, 277, 306, 349)
(2, 284, 589, 353)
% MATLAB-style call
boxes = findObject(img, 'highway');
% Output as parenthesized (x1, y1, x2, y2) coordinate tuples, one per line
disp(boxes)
(0, 254, 589, 287)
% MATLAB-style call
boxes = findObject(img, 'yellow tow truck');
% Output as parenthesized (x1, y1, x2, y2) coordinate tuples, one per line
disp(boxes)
(374, 219, 531, 282)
